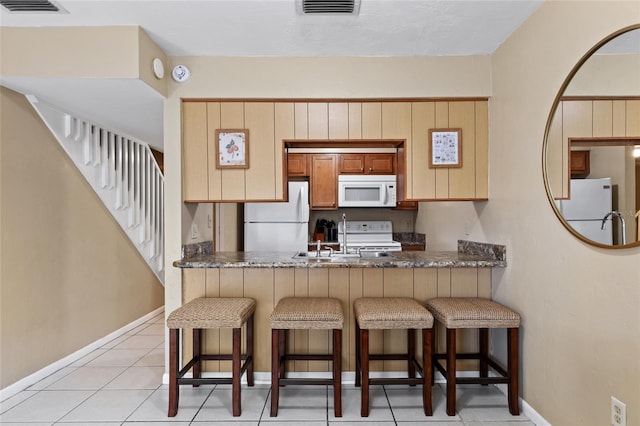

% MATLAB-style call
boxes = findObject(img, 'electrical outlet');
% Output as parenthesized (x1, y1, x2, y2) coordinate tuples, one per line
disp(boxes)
(190, 223, 199, 239)
(207, 213, 213, 228)
(611, 396, 626, 426)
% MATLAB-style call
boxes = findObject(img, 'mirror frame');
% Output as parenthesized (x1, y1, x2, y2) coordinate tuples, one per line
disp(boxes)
(542, 24, 640, 249)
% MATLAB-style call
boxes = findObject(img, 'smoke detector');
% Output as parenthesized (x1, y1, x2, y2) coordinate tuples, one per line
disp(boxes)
(296, 0, 361, 15)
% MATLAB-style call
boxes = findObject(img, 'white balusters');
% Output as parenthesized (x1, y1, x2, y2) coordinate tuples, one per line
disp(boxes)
(26, 96, 164, 284)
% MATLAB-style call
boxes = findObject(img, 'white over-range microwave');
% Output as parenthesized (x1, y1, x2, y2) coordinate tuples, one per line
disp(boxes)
(338, 175, 397, 208)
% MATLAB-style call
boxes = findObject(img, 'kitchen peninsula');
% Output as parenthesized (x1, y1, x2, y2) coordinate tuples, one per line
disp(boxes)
(173, 240, 505, 374)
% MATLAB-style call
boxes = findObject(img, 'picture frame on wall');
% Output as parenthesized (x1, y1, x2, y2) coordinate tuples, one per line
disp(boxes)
(215, 129, 249, 169)
(428, 128, 462, 168)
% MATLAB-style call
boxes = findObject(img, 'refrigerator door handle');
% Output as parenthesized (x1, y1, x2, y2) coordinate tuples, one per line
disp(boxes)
(299, 185, 304, 220)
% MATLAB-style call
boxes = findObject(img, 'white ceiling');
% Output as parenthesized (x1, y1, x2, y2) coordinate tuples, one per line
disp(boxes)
(0, 0, 544, 149)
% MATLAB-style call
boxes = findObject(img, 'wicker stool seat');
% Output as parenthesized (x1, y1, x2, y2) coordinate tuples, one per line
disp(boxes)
(270, 297, 344, 417)
(425, 297, 521, 416)
(167, 297, 256, 417)
(353, 298, 434, 417)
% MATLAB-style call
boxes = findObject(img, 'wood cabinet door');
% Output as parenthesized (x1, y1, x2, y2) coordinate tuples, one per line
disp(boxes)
(338, 154, 365, 174)
(570, 150, 590, 177)
(287, 153, 308, 177)
(365, 153, 395, 174)
(310, 154, 337, 210)
(338, 153, 395, 174)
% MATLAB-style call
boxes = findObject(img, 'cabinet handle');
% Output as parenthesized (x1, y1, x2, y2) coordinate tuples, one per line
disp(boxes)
(369, 167, 373, 172)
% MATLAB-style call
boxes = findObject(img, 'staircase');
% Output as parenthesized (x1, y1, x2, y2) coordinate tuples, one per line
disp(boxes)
(27, 96, 164, 285)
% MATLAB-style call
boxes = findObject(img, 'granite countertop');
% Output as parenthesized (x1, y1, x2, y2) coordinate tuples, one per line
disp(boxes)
(175, 240, 506, 269)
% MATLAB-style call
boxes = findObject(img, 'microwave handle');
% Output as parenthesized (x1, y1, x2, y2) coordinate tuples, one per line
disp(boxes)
(383, 184, 388, 204)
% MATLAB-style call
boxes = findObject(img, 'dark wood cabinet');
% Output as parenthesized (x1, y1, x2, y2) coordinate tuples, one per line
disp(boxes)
(394, 200, 419, 210)
(338, 153, 395, 175)
(570, 150, 590, 177)
(310, 154, 338, 210)
(287, 153, 308, 177)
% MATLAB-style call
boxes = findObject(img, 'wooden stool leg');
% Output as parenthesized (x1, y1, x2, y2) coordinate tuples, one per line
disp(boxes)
(354, 321, 362, 387)
(232, 327, 241, 417)
(446, 327, 456, 416)
(431, 324, 436, 386)
(246, 314, 254, 387)
(168, 328, 179, 417)
(508, 327, 520, 415)
(423, 328, 433, 416)
(270, 329, 280, 417)
(408, 328, 416, 382)
(361, 328, 370, 417)
(479, 328, 489, 385)
(333, 329, 342, 417)
(192, 328, 201, 386)
(278, 328, 286, 381)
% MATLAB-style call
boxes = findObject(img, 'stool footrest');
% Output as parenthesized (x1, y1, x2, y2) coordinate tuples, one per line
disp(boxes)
(369, 377, 425, 386)
(279, 377, 334, 386)
(369, 353, 412, 361)
(433, 353, 508, 378)
(282, 354, 334, 361)
(178, 355, 252, 382)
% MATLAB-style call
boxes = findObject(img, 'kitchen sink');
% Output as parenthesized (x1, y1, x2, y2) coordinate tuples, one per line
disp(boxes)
(359, 251, 395, 258)
(293, 251, 395, 262)
(294, 251, 360, 262)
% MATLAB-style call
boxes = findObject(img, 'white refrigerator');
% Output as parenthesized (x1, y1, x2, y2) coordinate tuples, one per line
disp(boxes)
(556, 177, 613, 245)
(244, 181, 310, 252)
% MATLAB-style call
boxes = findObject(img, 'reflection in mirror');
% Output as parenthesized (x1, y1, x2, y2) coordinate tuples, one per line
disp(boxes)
(544, 25, 640, 248)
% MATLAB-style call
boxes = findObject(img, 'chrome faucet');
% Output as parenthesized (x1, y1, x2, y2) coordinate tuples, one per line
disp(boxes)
(601, 211, 626, 245)
(341, 213, 348, 254)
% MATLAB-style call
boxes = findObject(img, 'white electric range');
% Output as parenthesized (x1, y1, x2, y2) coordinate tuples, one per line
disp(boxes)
(337, 220, 402, 253)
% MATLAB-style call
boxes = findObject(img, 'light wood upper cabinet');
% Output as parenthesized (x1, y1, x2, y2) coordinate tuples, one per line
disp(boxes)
(182, 99, 489, 202)
(182, 100, 286, 202)
(182, 102, 208, 201)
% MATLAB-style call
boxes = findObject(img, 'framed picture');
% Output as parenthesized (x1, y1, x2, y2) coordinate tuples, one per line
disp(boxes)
(215, 129, 249, 169)
(428, 128, 462, 168)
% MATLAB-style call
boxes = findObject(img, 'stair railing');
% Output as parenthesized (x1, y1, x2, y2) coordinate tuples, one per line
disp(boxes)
(27, 95, 164, 284)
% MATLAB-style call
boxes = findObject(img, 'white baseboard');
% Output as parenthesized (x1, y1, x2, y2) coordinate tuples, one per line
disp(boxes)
(494, 379, 550, 425)
(0, 306, 164, 402)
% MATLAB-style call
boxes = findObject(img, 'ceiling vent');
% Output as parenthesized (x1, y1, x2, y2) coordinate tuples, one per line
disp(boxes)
(0, 0, 65, 13)
(296, 0, 361, 15)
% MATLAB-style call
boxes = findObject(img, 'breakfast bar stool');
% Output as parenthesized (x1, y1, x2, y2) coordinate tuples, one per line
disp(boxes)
(353, 297, 434, 417)
(167, 297, 256, 417)
(269, 297, 344, 417)
(425, 297, 521, 416)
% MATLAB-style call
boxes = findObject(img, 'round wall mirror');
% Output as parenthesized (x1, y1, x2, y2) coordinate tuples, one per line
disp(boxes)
(543, 25, 640, 249)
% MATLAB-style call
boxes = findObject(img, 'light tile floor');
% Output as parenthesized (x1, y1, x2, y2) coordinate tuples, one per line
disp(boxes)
(1, 311, 535, 425)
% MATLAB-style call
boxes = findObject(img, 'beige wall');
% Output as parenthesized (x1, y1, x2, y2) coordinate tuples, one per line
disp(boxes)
(488, 2, 640, 426)
(0, 87, 165, 389)
(0, 26, 167, 97)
